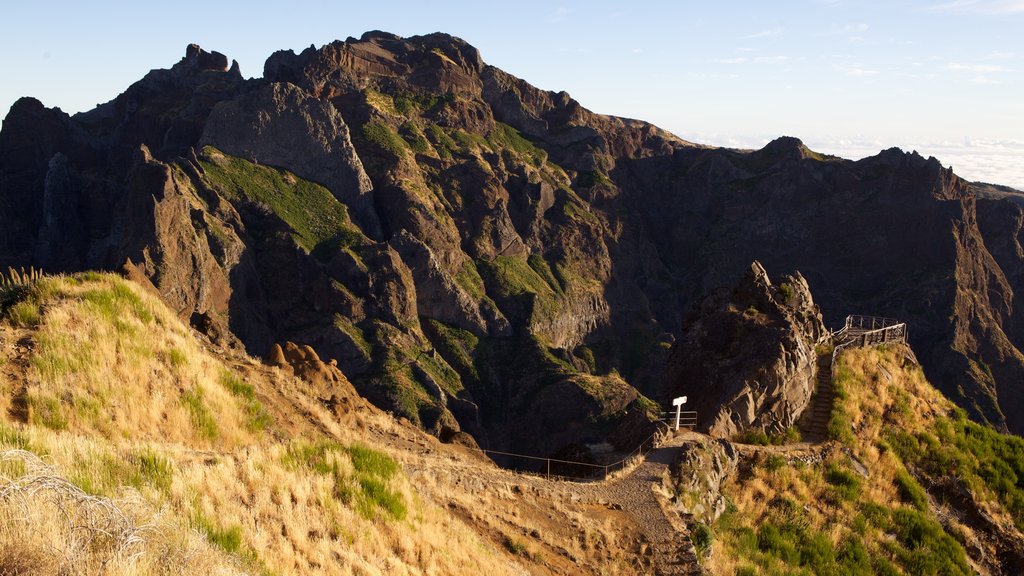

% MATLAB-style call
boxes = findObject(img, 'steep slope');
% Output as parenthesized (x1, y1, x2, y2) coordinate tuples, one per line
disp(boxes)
(684, 345, 1024, 575)
(2, 31, 1023, 449)
(0, 271, 678, 575)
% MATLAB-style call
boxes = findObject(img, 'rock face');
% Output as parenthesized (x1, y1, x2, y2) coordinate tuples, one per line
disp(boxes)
(664, 262, 826, 438)
(671, 437, 739, 524)
(267, 341, 361, 417)
(2, 32, 1024, 453)
(199, 82, 379, 236)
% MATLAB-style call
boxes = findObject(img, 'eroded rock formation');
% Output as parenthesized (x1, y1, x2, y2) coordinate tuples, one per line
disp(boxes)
(664, 262, 826, 438)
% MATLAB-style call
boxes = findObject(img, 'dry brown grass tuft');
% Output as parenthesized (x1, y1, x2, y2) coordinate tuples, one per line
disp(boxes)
(0, 449, 243, 576)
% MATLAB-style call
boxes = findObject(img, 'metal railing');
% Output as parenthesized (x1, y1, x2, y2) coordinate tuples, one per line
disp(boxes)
(831, 315, 907, 371)
(843, 315, 903, 332)
(657, 411, 699, 429)
(474, 417, 687, 482)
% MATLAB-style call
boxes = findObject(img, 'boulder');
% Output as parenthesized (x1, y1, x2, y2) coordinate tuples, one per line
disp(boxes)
(671, 437, 739, 524)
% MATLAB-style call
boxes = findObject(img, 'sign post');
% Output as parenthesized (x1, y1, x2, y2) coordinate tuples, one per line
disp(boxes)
(672, 396, 687, 431)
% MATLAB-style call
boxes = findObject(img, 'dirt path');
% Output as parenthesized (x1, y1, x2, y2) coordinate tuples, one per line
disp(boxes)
(590, 433, 702, 575)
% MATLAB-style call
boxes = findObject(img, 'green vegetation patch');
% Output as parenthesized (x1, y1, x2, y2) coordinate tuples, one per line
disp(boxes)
(219, 370, 272, 433)
(487, 122, 547, 168)
(399, 122, 432, 155)
(734, 426, 802, 446)
(478, 256, 555, 300)
(71, 446, 173, 497)
(423, 319, 480, 383)
(198, 147, 364, 253)
(425, 124, 458, 159)
(362, 120, 409, 158)
(181, 387, 219, 441)
(527, 254, 562, 294)
(284, 439, 406, 521)
(889, 408, 1024, 531)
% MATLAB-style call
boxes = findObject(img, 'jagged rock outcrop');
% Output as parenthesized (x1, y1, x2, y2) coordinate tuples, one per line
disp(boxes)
(199, 82, 380, 236)
(664, 262, 826, 438)
(670, 437, 739, 524)
(267, 341, 360, 417)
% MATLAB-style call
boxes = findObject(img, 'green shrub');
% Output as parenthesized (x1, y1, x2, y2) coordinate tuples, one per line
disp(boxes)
(778, 282, 795, 303)
(193, 512, 243, 554)
(690, 522, 712, 557)
(399, 122, 431, 154)
(7, 301, 40, 327)
(504, 537, 529, 556)
(346, 444, 400, 480)
(284, 440, 406, 521)
(825, 462, 861, 501)
(895, 470, 929, 511)
(357, 475, 406, 520)
(425, 124, 457, 159)
(735, 428, 771, 446)
(363, 120, 409, 158)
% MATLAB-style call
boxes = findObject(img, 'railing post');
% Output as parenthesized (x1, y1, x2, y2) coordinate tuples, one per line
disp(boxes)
(547, 459, 550, 479)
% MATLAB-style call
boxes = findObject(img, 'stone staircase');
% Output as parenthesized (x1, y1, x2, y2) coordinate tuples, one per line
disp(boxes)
(799, 315, 907, 443)
(799, 352, 836, 442)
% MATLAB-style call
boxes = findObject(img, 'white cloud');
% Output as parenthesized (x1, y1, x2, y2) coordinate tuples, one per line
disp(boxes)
(545, 6, 573, 23)
(742, 27, 784, 39)
(928, 0, 1024, 14)
(835, 63, 880, 76)
(631, 48, 644, 54)
(947, 62, 1013, 73)
(983, 50, 1016, 59)
(822, 23, 870, 35)
(714, 55, 789, 65)
(970, 75, 1003, 83)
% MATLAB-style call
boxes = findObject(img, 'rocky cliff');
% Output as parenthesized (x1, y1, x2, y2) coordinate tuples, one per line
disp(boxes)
(665, 262, 826, 437)
(1, 31, 1023, 453)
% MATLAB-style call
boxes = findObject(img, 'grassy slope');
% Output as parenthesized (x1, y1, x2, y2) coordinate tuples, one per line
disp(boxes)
(705, 345, 1023, 576)
(197, 146, 366, 255)
(0, 273, 521, 576)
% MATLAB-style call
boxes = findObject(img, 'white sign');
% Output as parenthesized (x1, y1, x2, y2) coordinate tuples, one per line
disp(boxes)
(672, 396, 688, 430)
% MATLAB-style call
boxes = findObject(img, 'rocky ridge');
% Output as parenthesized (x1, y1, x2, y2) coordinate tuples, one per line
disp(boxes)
(2, 32, 1024, 458)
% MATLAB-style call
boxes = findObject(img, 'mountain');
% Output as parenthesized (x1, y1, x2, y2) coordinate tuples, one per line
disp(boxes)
(2, 31, 1023, 458)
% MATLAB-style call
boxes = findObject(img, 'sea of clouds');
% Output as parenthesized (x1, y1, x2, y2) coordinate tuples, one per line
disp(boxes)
(684, 133, 1024, 191)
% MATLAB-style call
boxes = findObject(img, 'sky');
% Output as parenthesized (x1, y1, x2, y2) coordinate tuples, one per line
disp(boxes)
(1, 0, 1022, 188)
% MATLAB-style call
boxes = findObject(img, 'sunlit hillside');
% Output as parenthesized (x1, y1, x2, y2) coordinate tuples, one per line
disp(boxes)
(701, 346, 1024, 576)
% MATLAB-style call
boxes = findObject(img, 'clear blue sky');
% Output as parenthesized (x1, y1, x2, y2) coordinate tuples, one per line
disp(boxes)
(2, 1, 1022, 186)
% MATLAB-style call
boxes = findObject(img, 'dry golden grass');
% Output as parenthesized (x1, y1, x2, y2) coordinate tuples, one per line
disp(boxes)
(0, 273, 535, 576)
(19, 274, 256, 448)
(0, 448, 244, 576)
